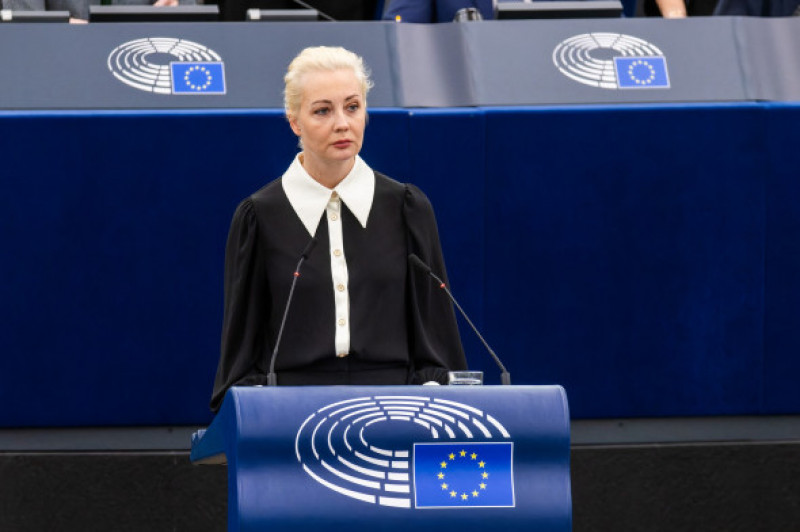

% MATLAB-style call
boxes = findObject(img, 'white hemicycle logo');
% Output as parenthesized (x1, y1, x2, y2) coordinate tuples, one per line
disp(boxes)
(295, 395, 512, 509)
(107, 37, 226, 95)
(553, 33, 670, 90)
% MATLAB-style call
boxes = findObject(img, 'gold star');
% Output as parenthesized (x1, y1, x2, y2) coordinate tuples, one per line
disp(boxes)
(472, 490, 479, 497)
(450, 490, 457, 498)
(482, 472, 489, 479)
(441, 483, 448, 490)
(448, 453, 455, 460)
(478, 461, 486, 468)
(471, 453, 477, 460)
(479, 483, 487, 490)
(440, 461, 447, 468)
(437, 472, 445, 480)
(460, 450, 467, 457)
(461, 493, 469, 500)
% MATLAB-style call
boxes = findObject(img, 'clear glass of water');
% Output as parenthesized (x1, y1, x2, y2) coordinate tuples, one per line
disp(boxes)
(448, 371, 483, 385)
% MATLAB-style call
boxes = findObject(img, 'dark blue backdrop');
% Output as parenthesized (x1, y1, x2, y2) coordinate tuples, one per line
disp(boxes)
(1, 104, 797, 427)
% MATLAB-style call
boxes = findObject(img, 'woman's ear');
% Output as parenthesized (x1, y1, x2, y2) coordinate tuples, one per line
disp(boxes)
(288, 115, 301, 137)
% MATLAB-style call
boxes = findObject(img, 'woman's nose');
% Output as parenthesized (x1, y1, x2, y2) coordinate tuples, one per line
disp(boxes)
(333, 108, 349, 130)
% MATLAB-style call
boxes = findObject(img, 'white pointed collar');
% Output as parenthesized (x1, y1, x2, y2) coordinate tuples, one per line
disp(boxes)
(282, 154, 375, 237)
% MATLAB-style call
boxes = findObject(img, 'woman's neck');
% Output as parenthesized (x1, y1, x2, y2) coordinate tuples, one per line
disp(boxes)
(299, 153, 356, 189)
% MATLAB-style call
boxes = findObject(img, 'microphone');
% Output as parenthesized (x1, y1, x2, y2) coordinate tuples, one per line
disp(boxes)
(267, 237, 318, 386)
(453, 7, 483, 21)
(290, 0, 336, 21)
(409, 254, 511, 385)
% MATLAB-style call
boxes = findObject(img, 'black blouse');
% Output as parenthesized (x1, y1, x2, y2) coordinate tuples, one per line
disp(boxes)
(210, 171, 466, 412)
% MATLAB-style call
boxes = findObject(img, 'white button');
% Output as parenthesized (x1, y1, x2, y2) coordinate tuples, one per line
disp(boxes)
(337, 284, 345, 292)
(333, 249, 342, 257)
(331, 191, 339, 200)
(330, 213, 339, 221)
(338, 318, 346, 326)
(336, 352, 348, 358)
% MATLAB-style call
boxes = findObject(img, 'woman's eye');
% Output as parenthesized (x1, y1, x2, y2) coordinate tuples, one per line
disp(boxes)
(314, 108, 329, 115)
(347, 104, 360, 112)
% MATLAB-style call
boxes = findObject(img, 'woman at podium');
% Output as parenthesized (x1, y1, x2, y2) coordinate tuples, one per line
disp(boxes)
(210, 46, 466, 412)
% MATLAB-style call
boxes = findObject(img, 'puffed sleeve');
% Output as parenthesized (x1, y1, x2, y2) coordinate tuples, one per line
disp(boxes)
(210, 199, 270, 412)
(404, 184, 468, 384)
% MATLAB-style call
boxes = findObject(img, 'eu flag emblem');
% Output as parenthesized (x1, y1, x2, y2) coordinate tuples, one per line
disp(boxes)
(413, 443, 514, 508)
(614, 57, 670, 89)
(170, 62, 226, 94)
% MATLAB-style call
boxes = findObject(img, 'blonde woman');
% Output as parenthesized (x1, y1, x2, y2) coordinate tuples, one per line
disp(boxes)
(210, 46, 465, 411)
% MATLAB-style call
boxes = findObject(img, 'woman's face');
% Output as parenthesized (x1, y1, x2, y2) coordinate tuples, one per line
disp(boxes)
(289, 68, 366, 174)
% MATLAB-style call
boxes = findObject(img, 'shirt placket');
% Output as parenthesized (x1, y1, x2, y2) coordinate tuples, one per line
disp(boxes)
(327, 191, 350, 358)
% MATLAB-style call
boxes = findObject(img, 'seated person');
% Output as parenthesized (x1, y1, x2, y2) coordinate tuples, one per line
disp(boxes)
(217, 0, 378, 21)
(712, 0, 799, 14)
(640, 0, 718, 17)
(2, 0, 195, 22)
(382, 0, 493, 22)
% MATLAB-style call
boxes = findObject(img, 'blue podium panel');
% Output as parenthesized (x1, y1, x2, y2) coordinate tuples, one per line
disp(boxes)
(191, 386, 571, 532)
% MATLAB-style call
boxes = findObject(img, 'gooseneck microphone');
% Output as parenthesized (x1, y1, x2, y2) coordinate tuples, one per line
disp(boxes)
(267, 238, 318, 386)
(408, 254, 511, 386)
(290, 0, 336, 21)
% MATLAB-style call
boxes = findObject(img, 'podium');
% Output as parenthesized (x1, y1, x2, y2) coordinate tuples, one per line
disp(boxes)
(191, 386, 571, 532)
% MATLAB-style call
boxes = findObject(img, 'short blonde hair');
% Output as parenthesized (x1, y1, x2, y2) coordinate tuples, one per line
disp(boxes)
(283, 46, 373, 119)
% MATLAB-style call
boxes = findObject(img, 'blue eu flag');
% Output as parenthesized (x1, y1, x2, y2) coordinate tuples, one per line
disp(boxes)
(170, 62, 226, 94)
(413, 443, 514, 508)
(614, 57, 670, 89)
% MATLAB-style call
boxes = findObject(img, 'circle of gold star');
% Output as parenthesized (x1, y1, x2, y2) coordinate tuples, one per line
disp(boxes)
(436, 449, 488, 502)
(183, 65, 213, 91)
(627, 60, 656, 85)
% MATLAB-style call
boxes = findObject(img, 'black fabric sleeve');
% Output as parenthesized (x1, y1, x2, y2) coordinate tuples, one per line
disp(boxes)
(210, 199, 270, 412)
(404, 183, 467, 384)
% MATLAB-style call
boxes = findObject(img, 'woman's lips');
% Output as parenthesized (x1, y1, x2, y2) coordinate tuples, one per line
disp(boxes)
(333, 140, 352, 148)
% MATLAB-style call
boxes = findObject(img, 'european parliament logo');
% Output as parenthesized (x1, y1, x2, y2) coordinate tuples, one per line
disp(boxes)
(107, 38, 227, 95)
(553, 33, 670, 91)
(295, 395, 515, 509)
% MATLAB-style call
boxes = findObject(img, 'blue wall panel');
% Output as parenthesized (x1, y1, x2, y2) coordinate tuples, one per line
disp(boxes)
(1, 105, 797, 427)
(483, 105, 766, 418)
(764, 104, 800, 414)
(404, 110, 488, 376)
(0, 112, 284, 425)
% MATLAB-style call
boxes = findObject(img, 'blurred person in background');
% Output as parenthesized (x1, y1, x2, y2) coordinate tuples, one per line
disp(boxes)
(2, 0, 196, 22)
